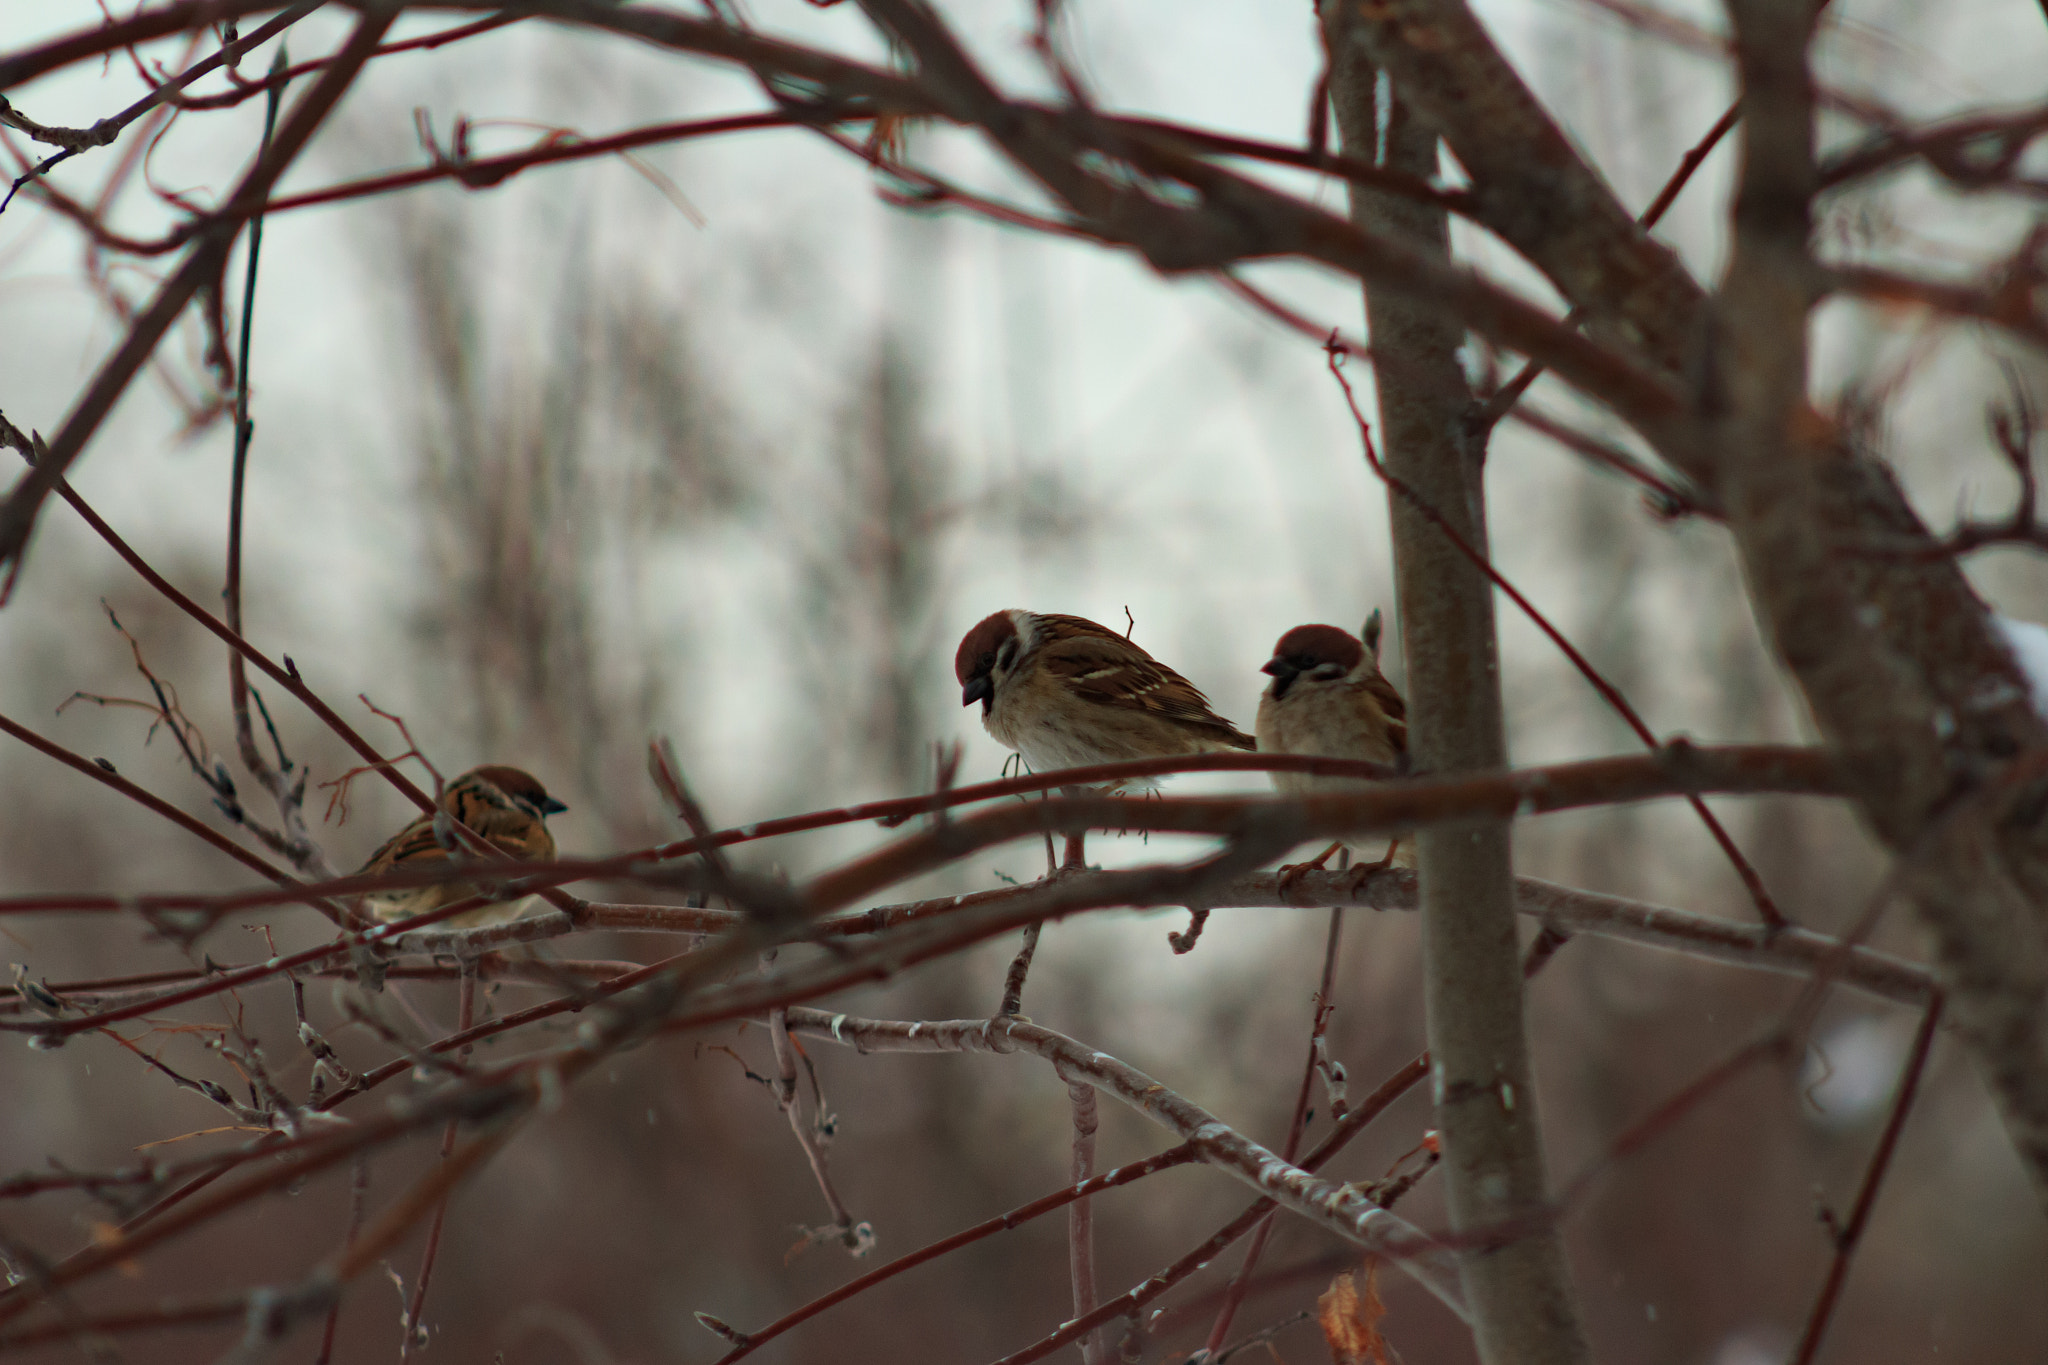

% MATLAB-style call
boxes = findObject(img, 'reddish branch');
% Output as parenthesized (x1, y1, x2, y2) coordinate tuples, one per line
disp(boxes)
(989, 1054, 1434, 1364)
(0, 12, 399, 591)
(706, 1139, 1204, 1363)
(1201, 906, 1347, 1354)
(1789, 993, 1945, 1365)
(0, 705, 300, 894)
(2, 869, 1934, 1050)
(0, 745, 1842, 931)
(0, 748, 1859, 1054)
(1329, 346, 1788, 928)
(791, 1013, 1449, 1330)
(0, 1, 322, 213)
(173, 17, 526, 112)
(791, 1012, 1467, 1310)
(1820, 101, 2048, 193)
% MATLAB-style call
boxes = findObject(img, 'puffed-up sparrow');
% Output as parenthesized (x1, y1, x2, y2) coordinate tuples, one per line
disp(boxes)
(956, 609, 1253, 866)
(356, 765, 568, 928)
(1255, 611, 1412, 882)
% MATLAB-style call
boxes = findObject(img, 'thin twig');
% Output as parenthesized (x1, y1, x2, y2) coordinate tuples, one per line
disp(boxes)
(0, 0, 323, 215)
(768, 1008, 868, 1257)
(1202, 905, 1346, 1354)
(999, 923, 1042, 1016)
(1789, 993, 1945, 1365)
(399, 961, 478, 1358)
(1328, 343, 1789, 929)
(216, 49, 333, 878)
(1066, 1082, 1105, 1365)
(1472, 99, 1741, 431)
(786, 1010, 1464, 1314)
(705, 1144, 1202, 1365)
(0, 11, 399, 594)
(313, 1157, 369, 1365)
(981, 1052, 1434, 1365)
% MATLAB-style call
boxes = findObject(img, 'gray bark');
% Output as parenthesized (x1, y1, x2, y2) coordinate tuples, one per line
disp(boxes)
(1322, 9, 1592, 1363)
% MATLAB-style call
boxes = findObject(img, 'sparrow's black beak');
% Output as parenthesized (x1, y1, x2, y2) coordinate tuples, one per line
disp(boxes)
(961, 673, 993, 710)
(1261, 656, 1298, 700)
(539, 796, 569, 816)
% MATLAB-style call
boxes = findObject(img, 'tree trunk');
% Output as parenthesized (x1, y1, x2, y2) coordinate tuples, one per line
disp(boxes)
(1322, 10, 1592, 1363)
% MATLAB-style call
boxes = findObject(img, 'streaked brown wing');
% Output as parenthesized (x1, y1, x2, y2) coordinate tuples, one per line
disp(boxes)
(358, 815, 450, 876)
(1039, 633, 1255, 749)
(356, 774, 554, 876)
(1357, 671, 1409, 759)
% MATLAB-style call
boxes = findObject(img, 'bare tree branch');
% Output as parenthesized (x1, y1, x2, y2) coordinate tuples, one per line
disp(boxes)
(785, 1011, 1468, 1317)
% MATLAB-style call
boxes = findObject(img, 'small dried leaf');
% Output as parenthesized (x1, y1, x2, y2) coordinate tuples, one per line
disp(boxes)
(1316, 1261, 1390, 1365)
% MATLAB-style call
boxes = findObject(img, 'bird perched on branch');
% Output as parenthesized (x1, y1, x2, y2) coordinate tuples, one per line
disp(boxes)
(355, 765, 568, 928)
(955, 609, 1254, 869)
(1255, 612, 1412, 887)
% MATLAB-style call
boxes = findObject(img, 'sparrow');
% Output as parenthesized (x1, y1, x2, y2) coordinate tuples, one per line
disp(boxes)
(1255, 611, 1412, 886)
(955, 609, 1254, 867)
(356, 765, 568, 928)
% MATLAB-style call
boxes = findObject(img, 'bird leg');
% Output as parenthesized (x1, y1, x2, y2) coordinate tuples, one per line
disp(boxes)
(1061, 831, 1088, 871)
(1345, 838, 1403, 894)
(1056, 784, 1091, 873)
(1276, 840, 1346, 900)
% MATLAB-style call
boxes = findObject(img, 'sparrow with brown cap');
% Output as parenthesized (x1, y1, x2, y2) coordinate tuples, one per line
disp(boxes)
(356, 765, 568, 928)
(1255, 611, 1411, 887)
(955, 609, 1253, 868)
